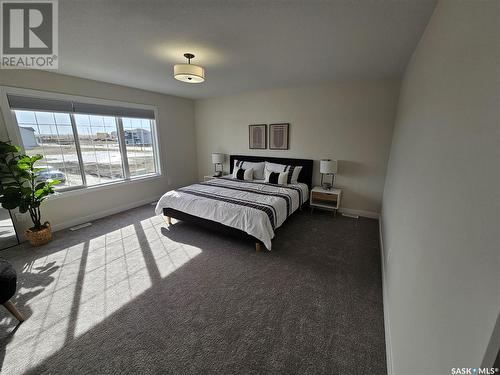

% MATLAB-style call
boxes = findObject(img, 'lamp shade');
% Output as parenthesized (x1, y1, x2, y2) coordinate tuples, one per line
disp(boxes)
(174, 64, 205, 83)
(212, 153, 224, 164)
(320, 159, 338, 174)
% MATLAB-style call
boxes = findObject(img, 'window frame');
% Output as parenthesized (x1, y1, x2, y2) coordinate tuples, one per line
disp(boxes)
(0, 86, 163, 194)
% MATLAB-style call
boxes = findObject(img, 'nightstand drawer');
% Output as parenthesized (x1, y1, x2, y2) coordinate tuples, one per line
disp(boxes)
(312, 191, 338, 202)
(310, 186, 342, 214)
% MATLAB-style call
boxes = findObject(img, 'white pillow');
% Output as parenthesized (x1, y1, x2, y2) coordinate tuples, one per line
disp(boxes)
(265, 162, 302, 184)
(264, 169, 288, 185)
(233, 160, 265, 180)
(233, 167, 253, 181)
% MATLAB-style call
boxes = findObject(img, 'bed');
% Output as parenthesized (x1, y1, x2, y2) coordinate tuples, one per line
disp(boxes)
(155, 155, 313, 251)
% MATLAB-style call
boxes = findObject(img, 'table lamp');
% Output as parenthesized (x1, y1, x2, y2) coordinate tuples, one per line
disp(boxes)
(212, 153, 224, 177)
(320, 159, 338, 190)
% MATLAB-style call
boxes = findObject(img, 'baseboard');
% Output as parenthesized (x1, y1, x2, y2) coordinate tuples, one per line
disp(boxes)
(51, 195, 162, 233)
(379, 217, 394, 375)
(338, 207, 380, 219)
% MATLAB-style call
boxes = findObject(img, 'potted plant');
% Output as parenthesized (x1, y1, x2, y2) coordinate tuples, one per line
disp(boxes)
(0, 141, 60, 246)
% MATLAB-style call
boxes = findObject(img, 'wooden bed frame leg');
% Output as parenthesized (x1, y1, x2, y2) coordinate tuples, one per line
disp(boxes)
(255, 242, 263, 252)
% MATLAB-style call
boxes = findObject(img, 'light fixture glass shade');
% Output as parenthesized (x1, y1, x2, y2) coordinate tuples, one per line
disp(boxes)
(174, 63, 205, 83)
(212, 153, 224, 164)
(320, 159, 338, 174)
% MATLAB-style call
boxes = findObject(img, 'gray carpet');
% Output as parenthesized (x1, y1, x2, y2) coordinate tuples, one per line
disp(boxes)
(0, 205, 386, 374)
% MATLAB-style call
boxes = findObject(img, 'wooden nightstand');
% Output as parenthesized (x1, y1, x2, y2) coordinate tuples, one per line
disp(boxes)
(310, 186, 342, 215)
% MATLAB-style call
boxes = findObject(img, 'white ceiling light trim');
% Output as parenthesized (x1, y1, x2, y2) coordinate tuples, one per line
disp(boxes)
(174, 53, 205, 83)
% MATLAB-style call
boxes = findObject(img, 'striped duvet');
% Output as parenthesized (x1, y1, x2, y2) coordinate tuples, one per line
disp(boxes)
(154, 177, 309, 250)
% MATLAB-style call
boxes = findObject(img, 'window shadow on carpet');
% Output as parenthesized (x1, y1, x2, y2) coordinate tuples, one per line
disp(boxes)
(0, 206, 386, 375)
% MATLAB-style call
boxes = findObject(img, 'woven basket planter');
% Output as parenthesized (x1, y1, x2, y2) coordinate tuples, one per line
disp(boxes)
(25, 222, 52, 247)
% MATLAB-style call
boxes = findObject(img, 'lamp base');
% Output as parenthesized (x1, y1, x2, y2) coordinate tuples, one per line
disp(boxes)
(320, 173, 335, 190)
(213, 163, 223, 178)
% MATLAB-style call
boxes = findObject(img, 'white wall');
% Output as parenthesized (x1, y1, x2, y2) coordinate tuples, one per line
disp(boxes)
(381, 1, 500, 374)
(0, 70, 197, 234)
(195, 80, 400, 216)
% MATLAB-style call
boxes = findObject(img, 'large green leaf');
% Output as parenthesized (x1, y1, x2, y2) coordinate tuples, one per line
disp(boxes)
(2, 186, 21, 196)
(47, 179, 61, 186)
(30, 154, 43, 163)
(17, 162, 30, 170)
(17, 170, 31, 179)
(0, 141, 56, 227)
(21, 187, 33, 196)
(1, 201, 19, 210)
(35, 188, 48, 198)
(0, 143, 19, 154)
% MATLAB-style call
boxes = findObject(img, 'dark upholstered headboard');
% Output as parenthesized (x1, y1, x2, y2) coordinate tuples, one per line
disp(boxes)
(230, 155, 314, 189)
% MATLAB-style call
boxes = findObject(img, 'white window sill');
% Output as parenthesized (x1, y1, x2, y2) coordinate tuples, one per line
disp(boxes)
(47, 173, 163, 200)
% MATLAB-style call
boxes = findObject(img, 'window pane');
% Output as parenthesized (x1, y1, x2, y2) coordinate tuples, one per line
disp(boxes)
(122, 117, 157, 177)
(75, 114, 124, 186)
(54, 112, 71, 125)
(14, 111, 83, 189)
(15, 110, 36, 124)
(35, 111, 55, 125)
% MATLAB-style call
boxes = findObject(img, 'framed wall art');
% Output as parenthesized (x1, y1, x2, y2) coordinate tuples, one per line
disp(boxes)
(269, 123, 289, 150)
(249, 124, 267, 149)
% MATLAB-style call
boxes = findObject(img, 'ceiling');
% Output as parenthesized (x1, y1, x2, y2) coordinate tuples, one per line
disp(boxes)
(58, 0, 437, 99)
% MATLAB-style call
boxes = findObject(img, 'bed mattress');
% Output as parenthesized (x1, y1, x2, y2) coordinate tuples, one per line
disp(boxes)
(155, 177, 309, 250)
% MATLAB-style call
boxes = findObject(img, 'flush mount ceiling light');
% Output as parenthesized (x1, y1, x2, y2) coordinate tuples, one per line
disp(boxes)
(173, 53, 205, 83)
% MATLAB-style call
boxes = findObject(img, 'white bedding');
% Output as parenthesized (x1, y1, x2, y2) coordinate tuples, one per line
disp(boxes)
(155, 177, 309, 250)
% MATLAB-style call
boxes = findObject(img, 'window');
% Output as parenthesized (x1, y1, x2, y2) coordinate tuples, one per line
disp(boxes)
(74, 114, 124, 186)
(121, 117, 156, 177)
(8, 93, 160, 191)
(15, 110, 84, 188)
